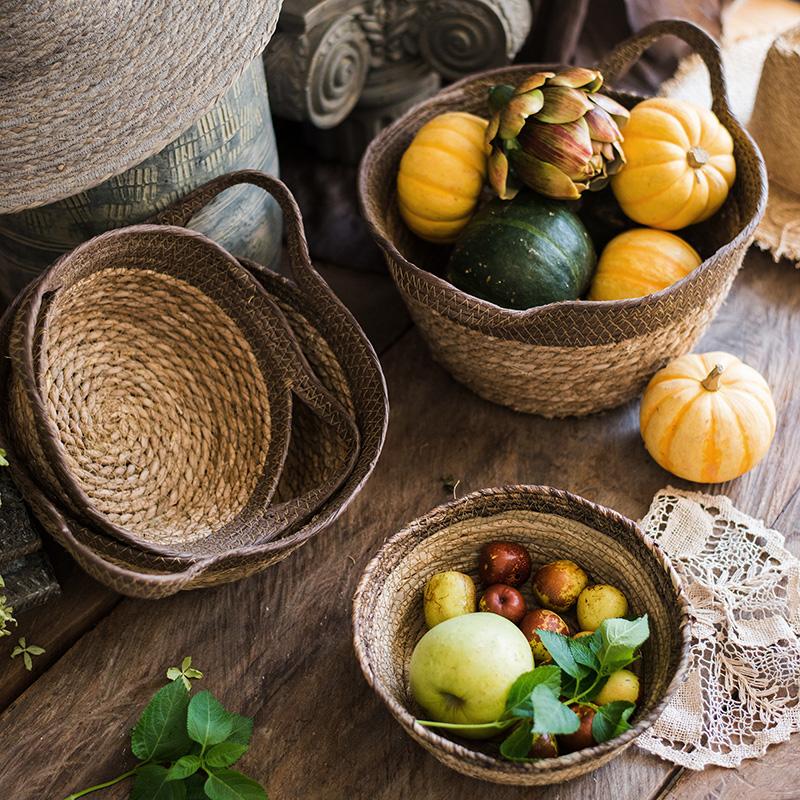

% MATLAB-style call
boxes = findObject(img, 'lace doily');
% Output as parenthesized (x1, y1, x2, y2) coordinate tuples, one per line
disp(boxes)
(636, 488, 800, 769)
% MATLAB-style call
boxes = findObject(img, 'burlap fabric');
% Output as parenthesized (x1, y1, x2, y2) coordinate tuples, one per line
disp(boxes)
(637, 488, 800, 768)
(353, 485, 691, 786)
(359, 20, 766, 417)
(0, 172, 389, 597)
(663, 24, 800, 264)
(0, 0, 281, 213)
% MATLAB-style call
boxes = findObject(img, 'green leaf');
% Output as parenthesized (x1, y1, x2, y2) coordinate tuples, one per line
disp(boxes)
(131, 680, 192, 762)
(166, 754, 202, 781)
(592, 701, 636, 743)
(226, 713, 254, 746)
(499, 720, 533, 761)
(535, 629, 589, 680)
(503, 666, 561, 719)
(187, 691, 234, 749)
(205, 742, 249, 769)
(529, 685, 581, 735)
(204, 769, 267, 800)
(596, 616, 649, 675)
(0, 449, 8, 467)
(131, 764, 187, 800)
(568, 635, 601, 671)
(184, 774, 207, 800)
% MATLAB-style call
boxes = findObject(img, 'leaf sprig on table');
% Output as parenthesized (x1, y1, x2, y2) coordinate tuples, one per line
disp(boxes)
(419, 615, 649, 760)
(64, 659, 267, 800)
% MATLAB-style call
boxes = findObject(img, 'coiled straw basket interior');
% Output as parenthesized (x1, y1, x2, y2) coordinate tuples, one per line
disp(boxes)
(353, 486, 691, 785)
(358, 19, 766, 417)
(0, 171, 389, 598)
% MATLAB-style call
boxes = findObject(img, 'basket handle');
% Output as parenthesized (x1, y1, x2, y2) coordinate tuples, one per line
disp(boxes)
(148, 170, 323, 294)
(598, 19, 730, 120)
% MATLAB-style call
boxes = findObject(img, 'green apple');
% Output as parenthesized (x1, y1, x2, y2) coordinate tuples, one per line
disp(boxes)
(409, 612, 534, 739)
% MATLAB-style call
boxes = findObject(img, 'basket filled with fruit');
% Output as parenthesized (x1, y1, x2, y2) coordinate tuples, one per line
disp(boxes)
(358, 19, 766, 417)
(352, 485, 690, 785)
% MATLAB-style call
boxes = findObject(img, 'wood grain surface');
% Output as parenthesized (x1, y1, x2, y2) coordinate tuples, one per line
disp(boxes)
(0, 249, 796, 800)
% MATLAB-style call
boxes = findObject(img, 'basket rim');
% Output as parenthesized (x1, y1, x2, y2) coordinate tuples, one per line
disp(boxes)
(351, 484, 693, 778)
(357, 62, 768, 333)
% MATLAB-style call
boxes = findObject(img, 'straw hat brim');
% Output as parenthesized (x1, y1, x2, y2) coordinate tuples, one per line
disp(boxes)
(662, 32, 800, 264)
(0, 1, 282, 214)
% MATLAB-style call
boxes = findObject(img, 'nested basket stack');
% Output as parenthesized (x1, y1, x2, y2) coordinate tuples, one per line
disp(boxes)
(359, 20, 767, 417)
(0, 171, 388, 599)
(352, 485, 691, 785)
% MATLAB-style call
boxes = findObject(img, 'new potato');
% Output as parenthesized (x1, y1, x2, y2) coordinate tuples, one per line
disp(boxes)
(577, 584, 629, 631)
(595, 669, 640, 705)
(423, 571, 476, 628)
(532, 559, 588, 612)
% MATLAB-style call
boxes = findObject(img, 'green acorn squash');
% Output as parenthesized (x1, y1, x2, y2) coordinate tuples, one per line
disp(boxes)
(446, 193, 596, 309)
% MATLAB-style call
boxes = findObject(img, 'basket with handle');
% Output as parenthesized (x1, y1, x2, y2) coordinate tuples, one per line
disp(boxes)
(0, 172, 389, 597)
(358, 19, 767, 417)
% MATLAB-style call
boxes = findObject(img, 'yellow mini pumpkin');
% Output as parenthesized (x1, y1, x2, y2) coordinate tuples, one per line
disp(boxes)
(589, 228, 701, 301)
(640, 352, 776, 483)
(611, 98, 736, 230)
(397, 112, 488, 244)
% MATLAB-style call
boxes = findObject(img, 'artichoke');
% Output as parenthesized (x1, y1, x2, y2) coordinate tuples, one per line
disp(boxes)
(486, 67, 630, 200)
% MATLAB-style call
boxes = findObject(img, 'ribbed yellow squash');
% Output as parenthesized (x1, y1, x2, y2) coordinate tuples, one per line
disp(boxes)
(640, 352, 776, 483)
(589, 228, 701, 301)
(397, 112, 488, 244)
(611, 98, 736, 230)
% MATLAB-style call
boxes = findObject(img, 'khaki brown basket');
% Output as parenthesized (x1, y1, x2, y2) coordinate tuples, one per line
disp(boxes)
(352, 485, 691, 785)
(0, 171, 389, 598)
(359, 20, 767, 417)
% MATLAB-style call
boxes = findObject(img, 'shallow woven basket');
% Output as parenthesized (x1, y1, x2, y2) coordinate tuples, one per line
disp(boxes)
(0, 172, 389, 597)
(359, 19, 767, 417)
(353, 486, 691, 786)
(7, 218, 360, 559)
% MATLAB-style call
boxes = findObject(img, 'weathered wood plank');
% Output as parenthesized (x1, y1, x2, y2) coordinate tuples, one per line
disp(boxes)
(0, 547, 119, 714)
(0, 248, 795, 799)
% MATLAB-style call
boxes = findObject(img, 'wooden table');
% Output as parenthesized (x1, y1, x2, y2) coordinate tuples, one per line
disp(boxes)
(0, 238, 797, 799)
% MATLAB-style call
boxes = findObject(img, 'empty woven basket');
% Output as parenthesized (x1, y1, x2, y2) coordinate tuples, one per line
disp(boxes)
(353, 485, 691, 785)
(0, 172, 389, 597)
(359, 19, 767, 417)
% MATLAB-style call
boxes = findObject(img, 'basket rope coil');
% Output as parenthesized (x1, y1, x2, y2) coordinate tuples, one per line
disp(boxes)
(358, 20, 767, 417)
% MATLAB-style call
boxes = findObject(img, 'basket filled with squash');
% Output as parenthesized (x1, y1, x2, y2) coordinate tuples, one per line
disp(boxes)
(358, 19, 766, 417)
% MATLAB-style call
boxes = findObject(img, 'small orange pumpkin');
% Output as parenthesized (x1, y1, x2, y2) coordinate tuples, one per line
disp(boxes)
(397, 112, 488, 243)
(611, 98, 736, 230)
(640, 352, 776, 483)
(589, 228, 701, 301)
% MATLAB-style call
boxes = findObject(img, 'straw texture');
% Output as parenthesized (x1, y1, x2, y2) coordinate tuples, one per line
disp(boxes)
(358, 20, 767, 417)
(0, 0, 281, 214)
(0, 172, 389, 597)
(353, 485, 691, 785)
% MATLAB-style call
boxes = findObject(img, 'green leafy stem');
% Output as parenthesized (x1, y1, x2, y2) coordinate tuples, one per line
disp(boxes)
(63, 659, 267, 800)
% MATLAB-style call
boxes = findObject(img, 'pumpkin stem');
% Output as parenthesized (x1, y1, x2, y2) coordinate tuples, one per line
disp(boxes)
(701, 364, 725, 391)
(687, 146, 709, 169)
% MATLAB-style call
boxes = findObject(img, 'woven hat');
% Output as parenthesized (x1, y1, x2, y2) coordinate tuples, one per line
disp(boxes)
(0, 0, 282, 214)
(663, 23, 800, 264)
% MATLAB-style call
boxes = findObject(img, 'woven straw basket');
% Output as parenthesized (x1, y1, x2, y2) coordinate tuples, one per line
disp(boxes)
(0, 172, 389, 598)
(359, 20, 767, 417)
(353, 486, 691, 785)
